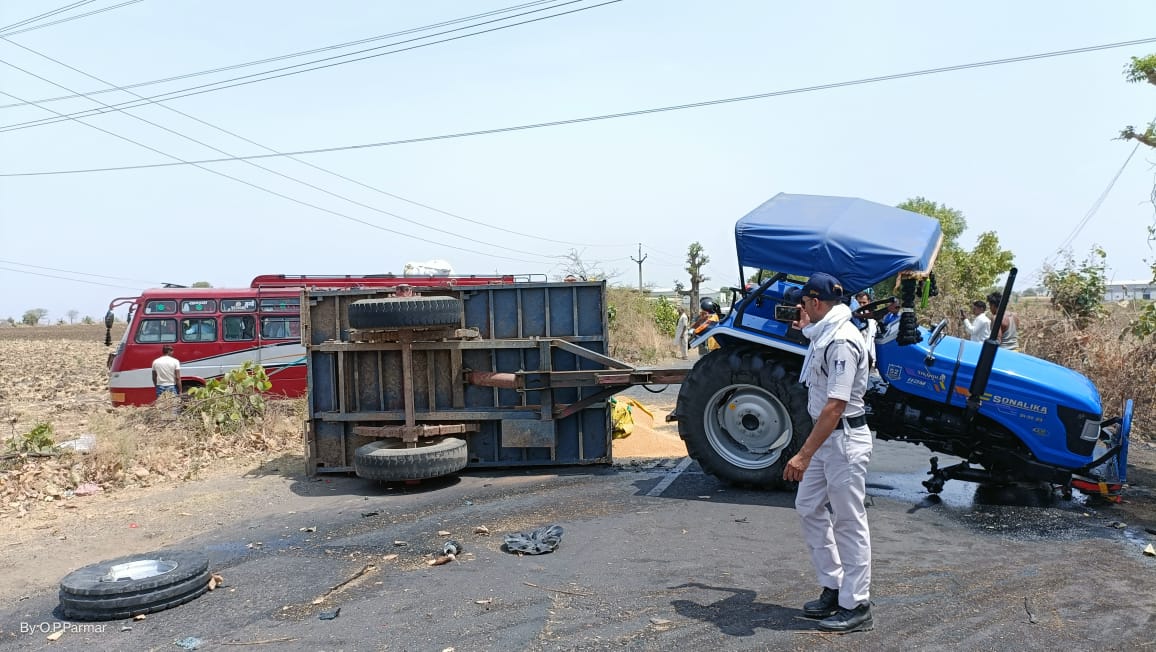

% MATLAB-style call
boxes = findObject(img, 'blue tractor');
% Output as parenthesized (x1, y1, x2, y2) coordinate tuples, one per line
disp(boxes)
(674, 193, 1133, 497)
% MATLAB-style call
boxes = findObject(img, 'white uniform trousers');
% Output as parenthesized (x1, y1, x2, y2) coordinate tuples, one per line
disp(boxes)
(795, 425, 873, 609)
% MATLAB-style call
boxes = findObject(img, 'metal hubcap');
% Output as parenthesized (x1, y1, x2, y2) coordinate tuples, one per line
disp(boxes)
(704, 384, 793, 470)
(100, 559, 178, 583)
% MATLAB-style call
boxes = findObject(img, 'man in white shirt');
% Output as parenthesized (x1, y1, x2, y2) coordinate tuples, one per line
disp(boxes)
(961, 300, 991, 342)
(151, 345, 181, 400)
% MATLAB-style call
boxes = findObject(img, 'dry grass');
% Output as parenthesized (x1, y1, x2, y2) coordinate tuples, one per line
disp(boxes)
(0, 324, 305, 518)
(607, 287, 677, 364)
(1015, 301, 1155, 439)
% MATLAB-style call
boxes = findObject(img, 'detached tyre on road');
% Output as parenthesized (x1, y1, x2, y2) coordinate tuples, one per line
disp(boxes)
(348, 296, 463, 329)
(353, 436, 469, 482)
(675, 346, 811, 490)
(58, 551, 211, 621)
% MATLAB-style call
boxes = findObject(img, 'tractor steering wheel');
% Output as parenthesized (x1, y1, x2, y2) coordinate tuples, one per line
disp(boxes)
(853, 298, 894, 322)
(928, 318, 949, 348)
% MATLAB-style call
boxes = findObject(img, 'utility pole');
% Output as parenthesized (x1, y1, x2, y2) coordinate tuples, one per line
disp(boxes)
(630, 243, 647, 290)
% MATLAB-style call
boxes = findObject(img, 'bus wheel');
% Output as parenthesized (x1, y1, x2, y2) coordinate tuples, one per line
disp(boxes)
(353, 437, 469, 482)
(348, 296, 463, 329)
(58, 551, 211, 621)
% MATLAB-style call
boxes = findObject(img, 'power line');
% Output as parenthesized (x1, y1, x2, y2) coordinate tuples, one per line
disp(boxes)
(0, 258, 161, 284)
(0, 265, 146, 290)
(7, 35, 1153, 177)
(0, 0, 144, 37)
(0, 0, 96, 33)
(0, 84, 551, 265)
(0, 0, 559, 107)
(1048, 141, 1142, 264)
(0, 37, 597, 252)
(0, 0, 623, 132)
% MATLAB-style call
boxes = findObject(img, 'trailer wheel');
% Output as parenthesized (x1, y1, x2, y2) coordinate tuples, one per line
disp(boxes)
(676, 346, 811, 489)
(353, 436, 469, 481)
(348, 296, 463, 329)
(58, 551, 211, 621)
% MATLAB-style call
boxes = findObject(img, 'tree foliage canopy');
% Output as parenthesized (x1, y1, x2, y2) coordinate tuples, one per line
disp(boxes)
(894, 198, 1014, 303)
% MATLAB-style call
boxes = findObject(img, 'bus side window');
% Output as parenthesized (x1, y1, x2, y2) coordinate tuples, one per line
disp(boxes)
(181, 318, 217, 343)
(136, 318, 177, 343)
(260, 317, 298, 339)
(223, 316, 255, 341)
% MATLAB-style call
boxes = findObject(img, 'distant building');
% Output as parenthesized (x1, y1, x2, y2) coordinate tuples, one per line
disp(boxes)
(1104, 280, 1156, 302)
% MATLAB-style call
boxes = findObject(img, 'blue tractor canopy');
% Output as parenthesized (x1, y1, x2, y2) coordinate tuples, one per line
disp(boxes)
(735, 193, 945, 292)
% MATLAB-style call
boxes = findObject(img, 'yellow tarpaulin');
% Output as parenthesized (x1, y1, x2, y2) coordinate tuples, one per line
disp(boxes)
(609, 396, 654, 439)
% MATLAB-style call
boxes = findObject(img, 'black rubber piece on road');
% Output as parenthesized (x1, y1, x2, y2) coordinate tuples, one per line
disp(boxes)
(58, 551, 211, 621)
(675, 346, 811, 490)
(353, 437, 469, 481)
(59, 570, 211, 612)
(348, 296, 463, 329)
(59, 550, 209, 597)
(61, 582, 210, 621)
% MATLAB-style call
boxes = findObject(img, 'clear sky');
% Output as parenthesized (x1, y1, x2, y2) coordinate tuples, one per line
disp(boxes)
(1, 0, 1155, 322)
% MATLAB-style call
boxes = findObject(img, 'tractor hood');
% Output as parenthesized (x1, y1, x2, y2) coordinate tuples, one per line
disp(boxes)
(735, 193, 943, 293)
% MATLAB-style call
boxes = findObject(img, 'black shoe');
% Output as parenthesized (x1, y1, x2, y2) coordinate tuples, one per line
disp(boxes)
(818, 603, 873, 633)
(802, 587, 839, 618)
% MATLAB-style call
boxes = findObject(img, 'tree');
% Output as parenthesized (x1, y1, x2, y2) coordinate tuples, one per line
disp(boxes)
(685, 242, 710, 313)
(895, 197, 1015, 303)
(1042, 247, 1107, 330)
(21, 308, 47, 325)
(557, 249, 618, 282)
(1118, 53, 1156, 338)
(66, 309, 79, 324)
(1119, 54, 1156, 149)
(191, 281, 213, 288)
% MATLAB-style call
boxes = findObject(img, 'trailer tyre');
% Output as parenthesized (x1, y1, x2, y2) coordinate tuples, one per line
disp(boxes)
(348, 297, 463, 329)
(58, 551, 211, 621)
(675, 346, 811, 490)
(353, 436, 469, 481)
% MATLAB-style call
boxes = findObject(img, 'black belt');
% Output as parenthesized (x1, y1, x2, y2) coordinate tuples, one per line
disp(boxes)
(840, 414, 867, 429)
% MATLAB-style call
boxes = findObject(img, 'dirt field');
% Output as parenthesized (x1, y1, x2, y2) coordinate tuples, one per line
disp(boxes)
(1, 323, 1153, 615)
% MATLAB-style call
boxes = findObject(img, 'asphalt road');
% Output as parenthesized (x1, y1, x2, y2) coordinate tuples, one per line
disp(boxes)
(2, 426, 1154, 652)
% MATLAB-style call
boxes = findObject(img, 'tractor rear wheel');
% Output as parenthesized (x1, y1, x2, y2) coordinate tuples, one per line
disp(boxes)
(675, 347, 811, 489)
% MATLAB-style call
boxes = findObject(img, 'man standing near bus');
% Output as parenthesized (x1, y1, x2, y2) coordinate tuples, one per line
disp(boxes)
(151, 345, 181, 400)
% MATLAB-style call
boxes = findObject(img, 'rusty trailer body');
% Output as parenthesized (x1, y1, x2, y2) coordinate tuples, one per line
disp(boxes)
(303, 281, 685, 477)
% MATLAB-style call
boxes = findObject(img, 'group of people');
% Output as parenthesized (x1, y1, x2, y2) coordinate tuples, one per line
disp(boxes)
(960, 292, 1021, 349)
(671, 299, 721, 360)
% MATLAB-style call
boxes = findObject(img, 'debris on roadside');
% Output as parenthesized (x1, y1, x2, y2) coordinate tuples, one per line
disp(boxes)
(393, 540, 407, 547)
(382, 554, 399, 562)
(73, 482, 102, 496)
(504, 525, 564, 555)
(207, 574, 225, 591)
(318, 608, 341, 621)
(474, 526, 490, 536)
(300, 526, 317, 533)
(1144, 544, 1156, 557)
(427, 555, 455, 566)
(442, 540, 462, 556)
(437, 530, 451, 537)
(174, 636, 204, 650)
(1109, 521, 1127, 529)
(46, 631, 63, 641)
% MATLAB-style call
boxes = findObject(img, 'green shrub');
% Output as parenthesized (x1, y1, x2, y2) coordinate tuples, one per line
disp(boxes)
(185, 362, 273, 433)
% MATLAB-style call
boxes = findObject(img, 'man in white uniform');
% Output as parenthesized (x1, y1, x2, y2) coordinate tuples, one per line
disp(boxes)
(783, 272, 874, 633)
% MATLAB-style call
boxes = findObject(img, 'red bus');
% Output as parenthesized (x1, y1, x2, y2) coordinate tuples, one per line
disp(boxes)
(105, 274, 521, 406)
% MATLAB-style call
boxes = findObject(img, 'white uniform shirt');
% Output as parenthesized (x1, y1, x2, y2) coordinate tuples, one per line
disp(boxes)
(806, 322, 869, 421)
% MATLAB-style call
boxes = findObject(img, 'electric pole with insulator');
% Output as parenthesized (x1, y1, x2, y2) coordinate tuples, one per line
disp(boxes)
(630, 243, 647, 290)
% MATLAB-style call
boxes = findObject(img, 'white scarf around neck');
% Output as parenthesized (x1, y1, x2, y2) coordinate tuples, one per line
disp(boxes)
(799, 303, 852, 384)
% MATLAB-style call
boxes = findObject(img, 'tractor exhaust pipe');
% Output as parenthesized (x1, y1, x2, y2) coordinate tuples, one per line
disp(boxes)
(965, 267, 1017, 422)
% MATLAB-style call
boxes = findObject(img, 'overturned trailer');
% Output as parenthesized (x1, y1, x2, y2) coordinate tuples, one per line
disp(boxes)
(303, 280, 686, 480)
